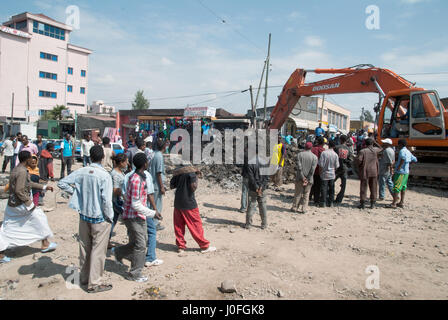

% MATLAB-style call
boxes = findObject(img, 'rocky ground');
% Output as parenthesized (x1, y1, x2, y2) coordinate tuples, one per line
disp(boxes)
(0, 157, 448, 300)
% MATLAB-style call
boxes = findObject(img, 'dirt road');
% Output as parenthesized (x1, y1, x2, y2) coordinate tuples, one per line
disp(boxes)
(1, 159, 447, 300)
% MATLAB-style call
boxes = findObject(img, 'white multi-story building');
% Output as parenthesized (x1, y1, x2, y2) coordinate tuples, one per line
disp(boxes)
(88, 100, 115, 115)
(0, 12, 92, 123)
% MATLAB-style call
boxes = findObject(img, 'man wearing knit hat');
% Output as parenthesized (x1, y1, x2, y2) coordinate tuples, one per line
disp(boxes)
(291, 142, 318, 214)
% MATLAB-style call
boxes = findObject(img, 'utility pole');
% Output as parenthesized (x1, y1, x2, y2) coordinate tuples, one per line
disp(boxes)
(320, 94, 325, 123)
(10, 92, 14, 125)
(249, 85, 256, 129)
(263, 33, 271, 126)
(254, 60, 266, 117)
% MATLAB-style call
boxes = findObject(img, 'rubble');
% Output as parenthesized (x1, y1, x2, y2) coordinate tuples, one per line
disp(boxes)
(164, 141, 301, 188)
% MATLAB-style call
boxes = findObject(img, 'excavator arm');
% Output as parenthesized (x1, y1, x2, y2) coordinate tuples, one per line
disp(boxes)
(269, 64, 418, 129)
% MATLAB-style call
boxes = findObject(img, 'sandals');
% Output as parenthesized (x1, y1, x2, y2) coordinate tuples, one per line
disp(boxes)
(87, 284, 113, 293)
(0, 256, 11, 264)
(397, 203, 404, 208)
(41, 242, 57, 253)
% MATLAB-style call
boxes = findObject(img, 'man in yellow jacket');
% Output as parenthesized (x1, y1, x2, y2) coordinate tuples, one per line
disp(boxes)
(271, 136, 286, 190)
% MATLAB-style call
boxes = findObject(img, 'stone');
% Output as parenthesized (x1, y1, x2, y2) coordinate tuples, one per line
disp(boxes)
(220, 280, 237, 293)
(277, 290, 285, 298)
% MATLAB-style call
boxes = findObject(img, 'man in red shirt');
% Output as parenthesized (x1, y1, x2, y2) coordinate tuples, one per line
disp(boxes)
(309, 136, 325, 205)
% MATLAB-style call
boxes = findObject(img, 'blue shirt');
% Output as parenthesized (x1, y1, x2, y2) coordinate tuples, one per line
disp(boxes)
(149, 151, 165, 191)
(57, 163, 114, 223)
(395, 147, 417, 174)
(62, 139, 73, 157)
(315, 127, 325, 137)
(284, 135, 293, 145)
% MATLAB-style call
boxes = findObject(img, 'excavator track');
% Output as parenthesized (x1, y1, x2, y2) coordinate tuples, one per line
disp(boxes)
(408, 163, 448, 190)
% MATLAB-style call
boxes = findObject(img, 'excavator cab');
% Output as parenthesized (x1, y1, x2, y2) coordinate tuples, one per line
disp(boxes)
(409, 90, 446, 139)
(380, 90, 446, 141)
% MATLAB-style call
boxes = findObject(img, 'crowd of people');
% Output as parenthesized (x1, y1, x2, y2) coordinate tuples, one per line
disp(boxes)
(0, 125, 419, 294)
(0, 132, 216, 293)
(238, 126, 418, 229)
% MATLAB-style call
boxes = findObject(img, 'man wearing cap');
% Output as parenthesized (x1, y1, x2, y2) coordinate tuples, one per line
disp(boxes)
(378, 138, 395, 201)
(291, 142, 318, 214)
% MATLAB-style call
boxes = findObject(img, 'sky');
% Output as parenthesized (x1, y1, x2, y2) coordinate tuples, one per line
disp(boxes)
(3, 0, 448, 118)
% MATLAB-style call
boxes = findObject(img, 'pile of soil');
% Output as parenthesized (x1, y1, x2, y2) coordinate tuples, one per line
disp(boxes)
(164, 141, 301, 188)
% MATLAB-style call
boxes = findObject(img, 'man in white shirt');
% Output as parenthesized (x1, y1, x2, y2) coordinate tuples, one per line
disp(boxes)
(1, 136, 15, 173)
(81, 134, 95, 167)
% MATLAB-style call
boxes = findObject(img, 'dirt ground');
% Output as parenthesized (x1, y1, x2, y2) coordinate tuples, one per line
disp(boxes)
(1, 158, 447, 300)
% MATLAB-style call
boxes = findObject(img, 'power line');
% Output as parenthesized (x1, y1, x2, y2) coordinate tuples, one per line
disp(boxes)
(194, 0, 265, 53)
(183, 91, 242, 107)
(3, 70, 447, 109)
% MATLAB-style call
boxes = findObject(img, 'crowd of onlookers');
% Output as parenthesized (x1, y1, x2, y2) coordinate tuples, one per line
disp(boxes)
(238, 124, 418, 229)
(0, 132, 215, 293)
(0, 125, 418, 293)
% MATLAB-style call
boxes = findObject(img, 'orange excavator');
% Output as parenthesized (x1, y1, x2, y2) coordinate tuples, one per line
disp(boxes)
(269, 64, 448, 187)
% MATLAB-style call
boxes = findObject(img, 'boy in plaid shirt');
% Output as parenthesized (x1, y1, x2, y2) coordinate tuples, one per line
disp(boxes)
(112, 153, 162, 282)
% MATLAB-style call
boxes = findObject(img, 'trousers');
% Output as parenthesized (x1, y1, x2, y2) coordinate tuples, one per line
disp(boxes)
(293, 181, 313, 212)
(240, 177, 249, 211)
(378, 172, 393, 199)
(78, 219, 111, 289)
(61, 157, 73, 178)
(246, 190, 267, 227)
(320, 179, 335, 207)
(334, 172, 347, 203)
(360, 177, 378, 202)
(174, 207, 210, 250)
(114, 218, 148, 280)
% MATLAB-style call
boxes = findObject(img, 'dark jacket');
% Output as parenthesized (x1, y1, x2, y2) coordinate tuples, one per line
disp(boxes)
(8, 163, 44, 207)
(245, 156, 269, 192)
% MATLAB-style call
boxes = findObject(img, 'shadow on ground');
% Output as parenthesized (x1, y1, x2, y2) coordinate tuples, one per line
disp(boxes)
(204, 217, 245, 228)
(203, 203, 238, 212)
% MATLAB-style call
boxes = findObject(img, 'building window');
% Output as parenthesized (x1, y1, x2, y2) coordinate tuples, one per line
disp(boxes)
(15, 20, 27, 30)
(33, 20, 65, 40)
(68, 67, 73, 75)
(39, 71, 57, 80)
(81, 70, 86, 77)
(40, 51, 58, 62)
(39, 90, 57, 98)
(80, 87, 85, 94)
(67, 85, 73, 93)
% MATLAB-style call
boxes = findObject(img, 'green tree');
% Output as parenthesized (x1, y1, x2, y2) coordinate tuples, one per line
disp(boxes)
(40, 105, 70, 120)
(132, 90, 150, 110)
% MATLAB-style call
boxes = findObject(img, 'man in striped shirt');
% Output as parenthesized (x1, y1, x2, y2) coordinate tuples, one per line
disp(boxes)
(113, 153, 161, 282)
